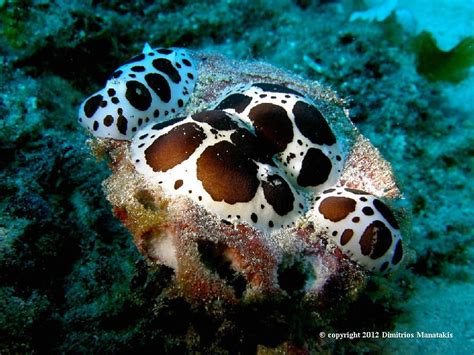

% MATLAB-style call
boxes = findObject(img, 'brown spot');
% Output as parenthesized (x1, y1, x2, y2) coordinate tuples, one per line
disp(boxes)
(83, 94, 103, 118)
(362, 206, 374, 216)
(248, 103, 293, 155)
(145, 122, 206, 172)
(297, 148, 332, 187)
(293, 101, 336, 145)
(174, 180, 183, 189)
(144, 73, 171, 103)
(392, 239, 403, 264)
(110, 70, 122, 79)
(192, 110, 239, 130)
(151, 117, 184, 131)
(152, 58, 181, 83)
(125, 80, 152, 110)
(340, 229, 353, 245)
(373, 199, 400, 229)
(215, 93, 252, 113)
(253, 83, 303, 96)
(196, 141, 259, 204)
(117, 114, 128, 135)
(262, 174, 294, 216)
(103, 115, 113, 127)
(286, 152, 296, 164)
(359, 220, 393, 259)
(318, 196, 356, 222)
(229, 128, 269, 163)
(157, 48, 173, 55)
(131, 65, 146, 72)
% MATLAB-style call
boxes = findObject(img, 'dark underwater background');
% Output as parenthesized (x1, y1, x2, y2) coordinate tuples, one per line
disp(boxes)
(0, 0, 472, 353)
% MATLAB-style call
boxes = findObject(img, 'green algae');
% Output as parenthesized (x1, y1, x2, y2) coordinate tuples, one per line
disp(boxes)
(413, 32, 474, 83)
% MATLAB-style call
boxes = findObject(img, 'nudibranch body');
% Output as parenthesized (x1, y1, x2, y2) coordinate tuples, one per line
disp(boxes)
(78, 43, 197, 140)
(131, 110, 305, 231)
(78, 47, 405, 277)
(310, 187, 404, 273)
(213, 83, 344, 193)
(130, 83, 343, 232)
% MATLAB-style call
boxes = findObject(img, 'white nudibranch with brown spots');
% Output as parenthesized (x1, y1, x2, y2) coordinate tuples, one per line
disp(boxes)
(310, 187, 404, 273)
(78, 43, 197, 139)
(213, 83, 344, 193)
(131, 83, 343, 232)
(79, 46, 405, 274)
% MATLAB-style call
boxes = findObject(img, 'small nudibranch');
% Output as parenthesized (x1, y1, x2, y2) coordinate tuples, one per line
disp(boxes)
(310, 187, 404, 273)
(213, 83, 344, 193)
(78, 43, 198, 140)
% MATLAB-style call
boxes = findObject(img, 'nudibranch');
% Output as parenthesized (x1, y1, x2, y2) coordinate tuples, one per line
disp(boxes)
(78, 47, 405, 288)
(130, 83, 343, 232)
(212, 83, 344, 193)
(310, 187, 404, 273)
(78, 43, 197, 139)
